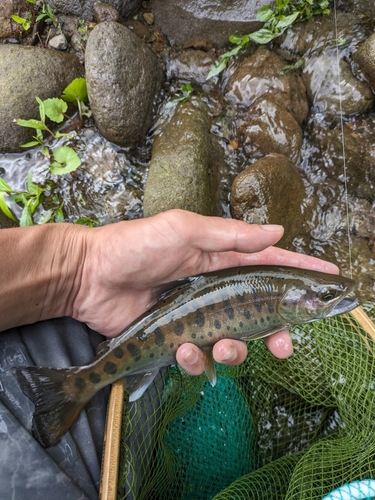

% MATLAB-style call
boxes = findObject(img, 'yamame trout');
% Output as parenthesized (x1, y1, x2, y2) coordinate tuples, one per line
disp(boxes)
(12, 265, 360, 447)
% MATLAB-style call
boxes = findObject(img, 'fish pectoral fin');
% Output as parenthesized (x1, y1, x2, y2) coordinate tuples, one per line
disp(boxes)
(125, 369, 160, 402)
(202, 348, 217, 387)
(95, 339, 112, 357)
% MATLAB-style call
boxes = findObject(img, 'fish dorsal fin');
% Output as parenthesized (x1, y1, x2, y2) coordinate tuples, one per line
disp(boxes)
(149, 276, 200, 307)
(125, 369, 160, 402)
(202, 348, 217, 387)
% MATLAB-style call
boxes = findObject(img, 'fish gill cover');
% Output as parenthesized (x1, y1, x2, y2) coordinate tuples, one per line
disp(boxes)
(117, 303, 375, 500)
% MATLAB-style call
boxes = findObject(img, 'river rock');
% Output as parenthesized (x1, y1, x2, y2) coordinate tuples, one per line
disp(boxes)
(0, 0, 35, 40)
(279, 12, 368, 57)
(152, 0, 272, 48)
(353, 33, 375, 91)
(166, 50, 216, 86)
(85, 21, 163, 148)
(225, 48, 309, 125)
(230, 154, 306, 249)
(302, 53, 374, 116)
(48, 0, 141, 21)
(94, 1, 120, 23)
(0, 45, 83, 153)
(238, 98, 303, 163)
(143, 97, 222, 217)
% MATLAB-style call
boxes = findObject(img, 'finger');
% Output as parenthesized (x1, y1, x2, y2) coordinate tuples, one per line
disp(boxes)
(212, 339, 248, 365)
(165, 210, 285, 254)
(176, 343, 206, 376)
(265, 329, 294, 359)
(208, 245, 339, 275)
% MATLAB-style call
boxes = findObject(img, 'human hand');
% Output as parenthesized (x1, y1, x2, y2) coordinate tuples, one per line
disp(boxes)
(71, 209, 338, 373)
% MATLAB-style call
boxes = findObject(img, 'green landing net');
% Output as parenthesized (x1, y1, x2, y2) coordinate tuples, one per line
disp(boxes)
(117, 304, 375, 500)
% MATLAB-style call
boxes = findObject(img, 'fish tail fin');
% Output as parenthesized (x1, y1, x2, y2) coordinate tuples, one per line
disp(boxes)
(12, 365, 94, 448)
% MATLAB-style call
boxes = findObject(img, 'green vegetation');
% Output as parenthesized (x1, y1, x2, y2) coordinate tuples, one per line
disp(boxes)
(0, 79, 92, 227)
(0, 175, 63, 227)
(207, 0, 330, 79)
(11, 12, 32, 31)
(279, 56, 305, 74)
(166, 83, 195, 108)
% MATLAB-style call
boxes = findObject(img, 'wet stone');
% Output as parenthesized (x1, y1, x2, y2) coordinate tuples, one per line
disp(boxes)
(94, 1, 120, 23)
(353, 33, 375, 91)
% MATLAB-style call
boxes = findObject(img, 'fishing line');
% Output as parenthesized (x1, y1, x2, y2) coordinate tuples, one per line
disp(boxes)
(333, 0, 353, 279)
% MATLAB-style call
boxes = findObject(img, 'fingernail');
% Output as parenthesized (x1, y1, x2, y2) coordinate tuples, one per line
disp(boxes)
(260, 224, 284, 231)
(181, 347, 199, 365)
(221, 346, 236, 362)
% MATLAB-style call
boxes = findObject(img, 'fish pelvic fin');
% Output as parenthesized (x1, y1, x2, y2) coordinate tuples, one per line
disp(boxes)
(12, 365, 94, 448)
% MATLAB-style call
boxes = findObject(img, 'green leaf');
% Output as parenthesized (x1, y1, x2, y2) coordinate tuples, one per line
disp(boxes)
(54, 207, 64, 223)
(20, 202, 34, 227)
(50, 146, 81, 175)
(43, 98, 68, 123)
(276, 12, 300, 29)
(36, 13, 47, 22)
(20, 140, 41, 148)
(36, 97, 46, 123)
(61, 78, 88, 104)
(206, 58, 229, 79)
(0, 177, 14, 193)
(249, 28, 277, 44)
(256, 5, 274, 22)
(36, 209, 54, 225)
(27, 0, 36, 4)
(55, 131, 73, 138)
(15, 118, 47, 131)
(0, 192, 17, 222)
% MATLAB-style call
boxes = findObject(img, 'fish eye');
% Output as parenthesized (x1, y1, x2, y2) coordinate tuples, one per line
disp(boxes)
(319, 288, 337, 302)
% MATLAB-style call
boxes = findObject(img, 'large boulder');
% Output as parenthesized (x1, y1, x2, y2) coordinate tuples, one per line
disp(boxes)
(48, 0, 141, 21)
(302, 53, 374, 116)
(0, 45, 83, 153)
(152, 0, 273, 48)
(230, 154, 307, 249)
(353, 33, 375, 91)
(143, 98, 222, 217)
(85, 21, 163, 148)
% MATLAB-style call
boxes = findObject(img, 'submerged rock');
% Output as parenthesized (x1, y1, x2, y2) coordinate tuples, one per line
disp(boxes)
(166, 50, 216, 86)
(152, 0, 272, 47)
(302, 53, 374, 116)
(230, 154, 306, 249)
(0, 45, 83, 153)
(85, 21, 163, 148)
(143, 98, 222, 217)
(353, 33, 375, 91)
(237, 98, 303, 163)
(225, 48, 309, 125)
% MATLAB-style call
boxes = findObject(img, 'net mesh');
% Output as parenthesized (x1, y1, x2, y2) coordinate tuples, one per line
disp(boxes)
(117, 304, 375, 500)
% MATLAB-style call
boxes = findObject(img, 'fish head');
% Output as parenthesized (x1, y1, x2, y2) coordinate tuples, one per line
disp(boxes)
(276, 271, 361, 325)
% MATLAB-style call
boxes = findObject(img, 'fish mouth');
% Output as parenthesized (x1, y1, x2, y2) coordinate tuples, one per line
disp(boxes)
(326, 296, 362, 318)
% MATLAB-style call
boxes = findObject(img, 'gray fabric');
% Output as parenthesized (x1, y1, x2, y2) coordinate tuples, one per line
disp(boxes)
(0, 317, 109, 500)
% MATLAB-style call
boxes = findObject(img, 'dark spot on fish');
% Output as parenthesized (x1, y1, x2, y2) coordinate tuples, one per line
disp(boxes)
(127, 343, 141, 360)
(169, 343, 174, 349)
(208, 331, 213, 337)
(113, 347, 124, 359)
(254, 301, 262, 313)
(194, 310, 205, 328)
(214, 319, 221, 330)
(260, 317, 265, 323)
(200, 335, 204, 339)
(244, 310, 251, 320)
(104, 362, 117, 375)
(207, 303, 215, 311)
(126, 366, 131, 371)
(239, 321, 244, 328)
(191, 333, 196, 339)
(154, 327, 165, 346)
(254, 319, 258, 325)
(268, 304, 275, 314)
(227, 326, 231, 331)
(149, 353, 154, 358)
(224, 301, 235, 320)
(282, 302, 288, 307)
(266, 316, 270, 321)
(89, 372, 101, 384)
(75, 377, 86, 390)
(174, 321, 184, 336)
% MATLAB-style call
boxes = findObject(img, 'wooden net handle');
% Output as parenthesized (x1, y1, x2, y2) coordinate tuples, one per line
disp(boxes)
(99, 380, 125, 500)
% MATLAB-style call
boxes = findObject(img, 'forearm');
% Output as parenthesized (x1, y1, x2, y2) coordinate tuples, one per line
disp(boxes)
(0, 223, 86, 332)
